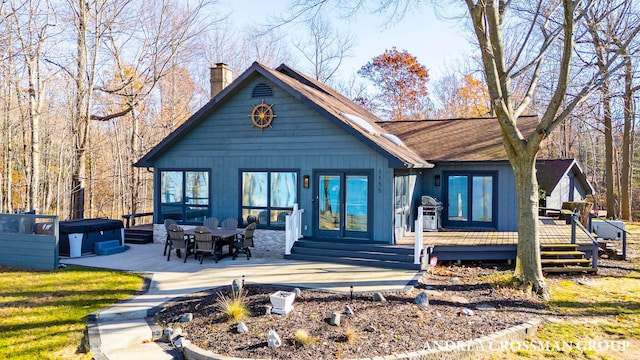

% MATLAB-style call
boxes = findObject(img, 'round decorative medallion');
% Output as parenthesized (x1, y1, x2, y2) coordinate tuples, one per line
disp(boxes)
(249, 100, 276, 131)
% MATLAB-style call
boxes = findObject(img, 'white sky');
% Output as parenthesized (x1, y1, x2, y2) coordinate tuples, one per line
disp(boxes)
(224, 0, 477, 82)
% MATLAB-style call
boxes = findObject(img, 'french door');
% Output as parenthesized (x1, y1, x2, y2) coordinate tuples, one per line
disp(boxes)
(443, 172, 497, 228)
(314, 171, 371, 239)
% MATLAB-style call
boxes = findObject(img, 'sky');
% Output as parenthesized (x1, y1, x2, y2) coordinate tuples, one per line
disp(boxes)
(224, 0, 476, 83)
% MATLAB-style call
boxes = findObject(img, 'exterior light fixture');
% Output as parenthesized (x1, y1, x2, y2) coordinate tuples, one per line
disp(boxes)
(303, 175, 310, 189)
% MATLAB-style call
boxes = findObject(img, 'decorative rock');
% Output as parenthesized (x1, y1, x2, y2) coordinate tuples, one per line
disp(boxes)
(161, 327, 174, 343)
(173, 336, 190, 348)
(459, 308, 474, 316)
(365, 325, 376, 332)
(267, 330, 282, 348)
(180, 313, 193, 322)
(330, 312, 341, 326)
(413, 291, 429, 307)
(232, 278, 243, 297)
(294, 288, 302, 297)
(435, 311, 442, 318)
(344, 305, 354, 315)
(372, 292, 386, 302)
(451, 277, 462, 284)
(237, 322, 249, 333)
(264, 305, 272, 315)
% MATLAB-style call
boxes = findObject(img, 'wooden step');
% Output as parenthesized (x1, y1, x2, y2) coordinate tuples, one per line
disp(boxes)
(541, 258, 591, 266)
(543, 266, 597, 274)
(541, 244, 578, 251)
(541, 251, 585, 258)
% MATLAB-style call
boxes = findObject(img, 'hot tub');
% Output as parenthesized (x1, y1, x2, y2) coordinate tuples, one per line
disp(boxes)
(59, 218, 124, 257)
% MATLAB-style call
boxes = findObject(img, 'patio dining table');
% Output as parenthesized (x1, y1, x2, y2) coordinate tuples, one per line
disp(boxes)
(185, 228, 242, 262)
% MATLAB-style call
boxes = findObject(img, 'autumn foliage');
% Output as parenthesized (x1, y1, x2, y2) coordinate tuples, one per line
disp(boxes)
(358, 48, 429, 120)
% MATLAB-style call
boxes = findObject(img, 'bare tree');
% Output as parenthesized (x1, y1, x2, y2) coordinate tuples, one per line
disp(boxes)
(584, 0, 640, 219)
(292, 12, 356, 83)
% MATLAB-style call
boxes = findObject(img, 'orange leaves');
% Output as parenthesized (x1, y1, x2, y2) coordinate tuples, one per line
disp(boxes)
(358, 47, 430, 120)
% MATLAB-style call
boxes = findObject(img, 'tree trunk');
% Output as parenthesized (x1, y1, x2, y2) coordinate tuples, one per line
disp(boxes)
(70, 0, 89, 219)
(602, 80, 616, 219)
(511, 151, 547, 298)
(620, 57, 634, 220)
(27, 58, 41, 213)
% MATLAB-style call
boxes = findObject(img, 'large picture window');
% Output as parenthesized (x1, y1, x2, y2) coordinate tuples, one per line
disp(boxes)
(159, 170, 209, 223)
(241, 171, 297, 227)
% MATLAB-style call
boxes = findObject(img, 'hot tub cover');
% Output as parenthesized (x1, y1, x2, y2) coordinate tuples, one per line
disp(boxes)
(59, 218, 124, 233)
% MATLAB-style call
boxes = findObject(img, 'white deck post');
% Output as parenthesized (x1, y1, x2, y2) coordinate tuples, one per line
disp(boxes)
(414, 206, 424, 264)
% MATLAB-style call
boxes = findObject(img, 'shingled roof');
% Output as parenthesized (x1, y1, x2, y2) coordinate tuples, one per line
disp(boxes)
(136, 62, 431, 169)
(536, 158, 594, 195)
(376, 116, 540, 162)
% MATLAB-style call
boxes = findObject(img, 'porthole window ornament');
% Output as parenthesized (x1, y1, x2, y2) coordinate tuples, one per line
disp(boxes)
(249, 100, 276, 131)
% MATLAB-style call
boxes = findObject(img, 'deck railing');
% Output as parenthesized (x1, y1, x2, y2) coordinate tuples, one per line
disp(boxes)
(121, 212, 153, 228)
(414, 206, 424, 264)
(285, 204, 304, 255)
(569, 213, 600, 269)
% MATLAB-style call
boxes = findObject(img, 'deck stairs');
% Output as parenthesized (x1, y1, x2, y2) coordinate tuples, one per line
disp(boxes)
(540, 243, 596, 274)
(124, 227, 154, 244)
(285, 239, 419, 270)
(598, 240, 624, 260)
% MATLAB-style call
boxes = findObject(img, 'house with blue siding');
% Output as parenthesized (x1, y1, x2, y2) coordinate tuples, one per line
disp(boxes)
(136, 62, 592, 251)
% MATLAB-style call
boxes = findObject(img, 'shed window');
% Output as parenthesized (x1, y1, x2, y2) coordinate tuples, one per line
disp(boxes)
(159, 170, 209, 223)
(241, 171, 297, 228)
(252, 83, 273, 98)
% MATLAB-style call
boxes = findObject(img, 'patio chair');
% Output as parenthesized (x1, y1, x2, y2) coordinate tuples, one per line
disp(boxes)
(163, 219, 177, 256)
(166, 224, 194, 261)
(233, 222, 256, 260)
(193, 226, 214, 264)
(221, 218, 238, 230)
(203, 217, 219, 230)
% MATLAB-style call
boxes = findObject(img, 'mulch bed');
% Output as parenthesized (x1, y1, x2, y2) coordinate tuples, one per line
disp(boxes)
(153, 264, 548, 359)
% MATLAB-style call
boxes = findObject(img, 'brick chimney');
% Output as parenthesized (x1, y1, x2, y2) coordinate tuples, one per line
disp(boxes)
(210, 63, 232, 99)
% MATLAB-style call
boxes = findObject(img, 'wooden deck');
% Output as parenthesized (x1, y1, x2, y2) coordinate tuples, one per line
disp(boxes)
(397, 217, 596, 262)
(398, 217, 594, 247)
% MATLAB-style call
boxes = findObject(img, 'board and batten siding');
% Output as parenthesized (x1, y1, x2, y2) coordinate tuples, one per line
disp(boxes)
(546, 171, 588, 210)
(0, 215, 59, 270)
(419, 163, 518, 231)
(153, 75, 396, 242)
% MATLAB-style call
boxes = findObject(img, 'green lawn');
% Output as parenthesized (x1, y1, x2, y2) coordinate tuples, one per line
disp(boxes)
(0, 266, 144, 360)
(483, 223, 640, 359)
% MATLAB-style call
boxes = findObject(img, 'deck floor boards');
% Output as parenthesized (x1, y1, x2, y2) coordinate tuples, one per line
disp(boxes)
(398, 217, 593, 247)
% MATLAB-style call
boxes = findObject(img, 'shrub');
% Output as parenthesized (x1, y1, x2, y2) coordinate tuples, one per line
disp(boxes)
(294, 329, 318, 346)
(214, 291, 250, 322)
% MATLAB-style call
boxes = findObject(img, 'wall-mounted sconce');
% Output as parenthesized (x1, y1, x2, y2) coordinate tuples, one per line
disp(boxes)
(434, 175, 441, 187)
(303, 175, 310, 188)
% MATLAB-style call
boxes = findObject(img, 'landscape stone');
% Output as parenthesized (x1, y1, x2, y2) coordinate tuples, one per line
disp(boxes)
(267, 330, 282, 348)
(173, 336, 190, 348)
(344, 305, 354, 315)
(264, 305, 272, 315)
(330, 312, 341, 326)
(413, 291, 429, 307)
(372, 292, 386, 302)
(237, 322, 249, 333)
(161, 327, 173, 342)
(180, 313, 193, 322)
(294, 288, 302, 297)
(459, 308, 475, 316)
(365, 325, 376, 332)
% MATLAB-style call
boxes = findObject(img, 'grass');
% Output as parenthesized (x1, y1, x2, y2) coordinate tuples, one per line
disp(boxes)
(481, 222, 640, 359)
(0, 266, 144, 360)
(293, 329, 318, 346)
(214, 290, 250, 322)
